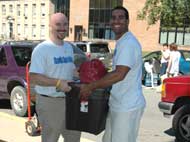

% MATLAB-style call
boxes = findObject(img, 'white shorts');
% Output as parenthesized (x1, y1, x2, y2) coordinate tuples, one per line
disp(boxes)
(102, 107, 144, 142)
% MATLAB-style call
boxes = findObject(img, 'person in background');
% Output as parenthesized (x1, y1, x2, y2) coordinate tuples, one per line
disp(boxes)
(144, 59, 154, 88)
(80, 6, 146, 142)
(160, 43, 170, 76)
(29, 13, 81, 142)
(166, 43, 181, 77)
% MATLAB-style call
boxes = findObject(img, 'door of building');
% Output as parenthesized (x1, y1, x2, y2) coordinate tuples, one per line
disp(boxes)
(74, 25, 83, 41)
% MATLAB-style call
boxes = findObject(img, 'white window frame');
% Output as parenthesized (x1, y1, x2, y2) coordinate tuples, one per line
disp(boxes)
(41, 3, 46, 17)
(40, 25, 45, 38)
(32, 4, 36, 16)
(17, 24, 21, 35)
(32, 24, 36, 37)
(17, 4, 21, 16)
(24, 4, 28, 17)
(2, 5, 6, 15)
(24, 24, 28, 38)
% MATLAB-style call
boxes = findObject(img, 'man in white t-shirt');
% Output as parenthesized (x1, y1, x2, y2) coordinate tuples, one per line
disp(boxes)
(160, 43, 170, 76)
(80, 6, 146, 142)
(29, 13, 81, 142)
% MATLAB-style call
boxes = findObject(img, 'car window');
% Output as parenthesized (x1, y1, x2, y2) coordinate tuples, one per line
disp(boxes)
(69, 43, 87, 67)
(69, 43, 86, 55)
(181, 51, 190, 61)
(0, 47, 7, 66)
(143, 52, 161, 62)
(76, 44, 87, 52)
(12, 46, 33, 67)
(90, 44, 109, 53)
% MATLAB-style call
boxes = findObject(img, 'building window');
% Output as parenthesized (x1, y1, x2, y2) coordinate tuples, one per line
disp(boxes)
(17, 24, 21, 35)
(89, 0, 123, 40)
(41, 3, 45, 16)
(9, 5, 13, 13)
(159, 17, 190, 46)
(32, 25, 36, 37)
(1, 23, 6, 38)
(24, 4, 28, 17)
(40, 25, 45, 38)
(160, 28, 190, 46)
(32, 4, 36, 16)
(24, 24, 28, 39)
(2, 5, 6, 15)
(55, 0, 70, 22)
(184, 28, 190, 45)
(17, 4, 21, 16)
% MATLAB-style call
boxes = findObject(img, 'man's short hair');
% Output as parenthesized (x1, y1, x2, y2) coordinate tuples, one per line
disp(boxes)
(163, 43, 168, 47)
(111, 6, 129, 20)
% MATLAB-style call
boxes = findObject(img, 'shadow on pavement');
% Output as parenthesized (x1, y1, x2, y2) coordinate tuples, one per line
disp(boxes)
(164, 128, 175, 136)
(0, 99, 11, 109)
(0, 140, 7, 142)
(164, 128, 178, 142)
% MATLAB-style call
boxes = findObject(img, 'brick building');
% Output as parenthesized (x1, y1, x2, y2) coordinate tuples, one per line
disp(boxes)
(0, 0, 189, 51)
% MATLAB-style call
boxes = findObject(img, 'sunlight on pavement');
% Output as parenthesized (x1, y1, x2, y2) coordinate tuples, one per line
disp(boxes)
(0, 112, 96, 142)
(0, 112, 25, 123)
(58, 135, 95, 142)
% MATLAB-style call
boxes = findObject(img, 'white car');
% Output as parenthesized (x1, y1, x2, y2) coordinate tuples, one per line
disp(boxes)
(72, 41, 112, 70)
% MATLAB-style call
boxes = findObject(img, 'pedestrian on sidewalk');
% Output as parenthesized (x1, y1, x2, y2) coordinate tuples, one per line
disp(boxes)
(29, 13, 81, 142)
(144, 59, 154, 88)
(80, 6, 146, 142)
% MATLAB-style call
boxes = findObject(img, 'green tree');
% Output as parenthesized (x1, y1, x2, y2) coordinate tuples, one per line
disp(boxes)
(137, 0, 190, 27)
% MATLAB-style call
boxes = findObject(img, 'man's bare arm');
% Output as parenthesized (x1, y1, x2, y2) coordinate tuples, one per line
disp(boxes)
(30, 73, 58, 86)
(90, 65, 130, 90)
(80, 65, 130, 95)
(30, 73, 71, 92)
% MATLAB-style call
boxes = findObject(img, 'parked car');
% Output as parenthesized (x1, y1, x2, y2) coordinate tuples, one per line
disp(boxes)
(158, 75, 190, 142)
(72, 41, 112, 70)
(0, 40, 87, 117)
(142, 50, 190, 86)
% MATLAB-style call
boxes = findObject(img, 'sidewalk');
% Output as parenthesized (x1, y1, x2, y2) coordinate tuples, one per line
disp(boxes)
(0, 112, 96, 142)
(0, 88, 175, 142)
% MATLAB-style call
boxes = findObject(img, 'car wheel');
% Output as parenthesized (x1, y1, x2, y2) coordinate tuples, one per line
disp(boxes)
(10, 86, 34, 117)
(172, 105, 190, 142)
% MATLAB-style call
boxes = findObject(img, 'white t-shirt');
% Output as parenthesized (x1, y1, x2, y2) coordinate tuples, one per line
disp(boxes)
(161, 49, 170, 63)
(144, 62, 153, 73)
(169, 51, 181, 75)
(110, 32, 146, 112)
(29, 40, 75, 97)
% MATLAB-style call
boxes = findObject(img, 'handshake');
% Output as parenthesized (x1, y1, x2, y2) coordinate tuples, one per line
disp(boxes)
(56, 80, 92, 100)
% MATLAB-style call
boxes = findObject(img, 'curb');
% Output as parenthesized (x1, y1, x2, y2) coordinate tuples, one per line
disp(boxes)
(0, 112, 26, 123)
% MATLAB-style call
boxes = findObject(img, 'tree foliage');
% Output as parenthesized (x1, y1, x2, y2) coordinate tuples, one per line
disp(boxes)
(137, 0, 190, 27)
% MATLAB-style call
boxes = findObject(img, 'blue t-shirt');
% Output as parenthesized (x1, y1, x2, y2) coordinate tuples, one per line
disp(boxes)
(110, 32, 146, 112)
(29, 40, 75, 97)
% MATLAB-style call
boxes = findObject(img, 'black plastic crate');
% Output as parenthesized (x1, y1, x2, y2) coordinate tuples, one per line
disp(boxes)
(65, 84, 109, 135)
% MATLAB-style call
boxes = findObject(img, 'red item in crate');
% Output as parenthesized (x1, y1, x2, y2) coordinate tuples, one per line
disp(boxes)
(79, 59, 107, 83)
